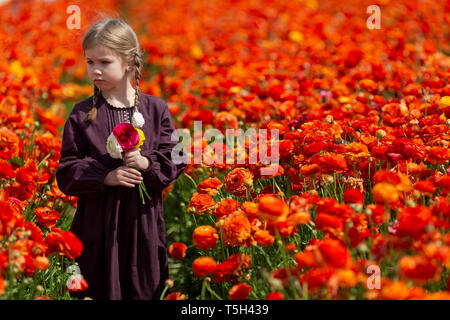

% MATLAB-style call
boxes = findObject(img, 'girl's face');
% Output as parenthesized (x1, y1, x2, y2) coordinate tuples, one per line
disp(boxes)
(85, 44, 131, 91)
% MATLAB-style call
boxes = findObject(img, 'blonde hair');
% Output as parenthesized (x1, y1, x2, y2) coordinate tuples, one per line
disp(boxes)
(82, 18, 143, 122)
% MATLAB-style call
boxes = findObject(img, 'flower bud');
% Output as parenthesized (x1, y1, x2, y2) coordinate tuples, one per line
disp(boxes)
(165, 279, 174, 288)
(375, 129, 386, 139)
(324, 115, 333, 124)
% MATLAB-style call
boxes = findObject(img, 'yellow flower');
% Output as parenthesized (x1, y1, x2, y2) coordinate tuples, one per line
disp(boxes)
(135, 128, 146, 151)
(190, 45, 203, 59)
(372, 182, 399, 204)
(10, 60, 24, 80)
(439, 96, 450, 108)
(288, 31, 304, 43)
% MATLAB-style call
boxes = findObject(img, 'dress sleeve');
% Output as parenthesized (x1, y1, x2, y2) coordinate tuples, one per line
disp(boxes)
(55, 111, 111, 200)
(140, 104, 188, 192)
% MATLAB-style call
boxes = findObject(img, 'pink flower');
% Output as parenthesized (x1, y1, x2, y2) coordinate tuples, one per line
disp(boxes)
(113, 123, 140, 152)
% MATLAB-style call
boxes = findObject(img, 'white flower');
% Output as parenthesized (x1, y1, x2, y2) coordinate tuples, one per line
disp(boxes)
(131, 111, 145, 128)
(106, 133, 123, 159)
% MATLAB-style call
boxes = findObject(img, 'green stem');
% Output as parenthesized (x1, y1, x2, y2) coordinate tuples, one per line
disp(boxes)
(184, 172, 198, 189)
(160, 284, 170, 300)
(205, 281, 223, 300)
(201, 277, 207, 300)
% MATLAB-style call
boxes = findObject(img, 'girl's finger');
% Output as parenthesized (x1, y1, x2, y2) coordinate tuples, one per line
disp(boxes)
(121, 181, 135, 188)
(125, 168, 142, 178)
(124, 172, 141, 180)
(126, 177, 142, 184)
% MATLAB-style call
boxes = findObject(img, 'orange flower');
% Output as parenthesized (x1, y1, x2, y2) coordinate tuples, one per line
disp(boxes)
(279, 139, 294, 160)
(168, 242, 188, 260)
(33, 256, 49, 270)
(396, 206, 432, 238)
(413, 180, 435, 195)
(399, 255, 440, 283)
(318, 239, 351, 268)
(266, 291, 285, 300)
(253, 229, 274, 246)
(287, 210, 311, 227)
(343, 142, 370, 166)
(294, 246, 319, 270)
(372, 182, 399, 204)
(311, 152, 347, 174)
(164, 292, 186, 300)
(229, 283, 252, 300)
(300, 163, 320, 176)
(187, 192, 216, 215)
(217, 211, 251, 246)
(240, 201, 258, 217)
(265, 121, 286, 136)
(373, 170, 402, 185)
(272, 220, 297, 237)
(214, 199, 241, 217)
(359, 78, 377, 92)
(0, 200, 21, 238)
(285, 243, 297, 253)
(287, 195, 311, 227)
(192, 225, 219, 250)
(34, 207, 60, 228)
(0, 276, 4, 297)
(0, 159, 15, 180)
(257, 195, 289, 222)
(425, 146, 450, 165)
(343, 189, 364, 204)
(424, 292, 450, 300)
(215, 111, 239, 133)
(336, 269, 358, 288)
(44, 230, 83, 260)
(197, 177, 224, 196)
(0, 127, 20, 160)
(314, 213, 344, 233)
(379, 281, 425, 300)
(300, 266, 335, 292)
(192, 257, 217, 277)
(213, 253, 251, 283)
(366, 204, 388, 224)
(435, 175, 450, 191)
(224, 168, 254, 198)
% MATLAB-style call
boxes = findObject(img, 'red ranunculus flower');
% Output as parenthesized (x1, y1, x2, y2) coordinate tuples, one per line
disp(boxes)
(45, 230, 83, 260)
(113, 123, 140, 152)
(169, 242, 188, 260)
(34, 207, 60, 228)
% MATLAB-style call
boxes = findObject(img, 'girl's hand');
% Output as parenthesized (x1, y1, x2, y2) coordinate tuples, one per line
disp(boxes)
(104, 166, 143, 188)
(123, 148, 150, 171)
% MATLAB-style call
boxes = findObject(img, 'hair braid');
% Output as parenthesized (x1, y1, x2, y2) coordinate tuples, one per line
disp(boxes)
(86, 85, 100, 122)
(134, 50, 142, 110)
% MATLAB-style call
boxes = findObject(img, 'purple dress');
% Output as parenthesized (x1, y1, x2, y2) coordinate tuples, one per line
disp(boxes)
(56, 91, 187, 300)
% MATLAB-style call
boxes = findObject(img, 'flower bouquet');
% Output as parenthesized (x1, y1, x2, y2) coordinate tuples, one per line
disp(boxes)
(106, 111, 151, 204)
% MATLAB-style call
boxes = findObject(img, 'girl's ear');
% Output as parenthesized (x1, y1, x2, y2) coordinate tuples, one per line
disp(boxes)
(126, 60, 134, 72)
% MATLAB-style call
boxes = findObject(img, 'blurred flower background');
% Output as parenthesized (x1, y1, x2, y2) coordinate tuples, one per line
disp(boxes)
(0, 0, 449, 300)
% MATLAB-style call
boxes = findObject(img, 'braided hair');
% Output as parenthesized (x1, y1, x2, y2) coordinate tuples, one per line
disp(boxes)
(86, 85, 100, 122)
(133, 49, 143, 113)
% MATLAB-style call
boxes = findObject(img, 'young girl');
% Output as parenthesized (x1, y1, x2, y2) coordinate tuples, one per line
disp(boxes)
(56, 18, 187, 300)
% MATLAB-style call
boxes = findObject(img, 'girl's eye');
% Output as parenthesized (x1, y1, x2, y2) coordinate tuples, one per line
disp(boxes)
(87, 61, 110, 64)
